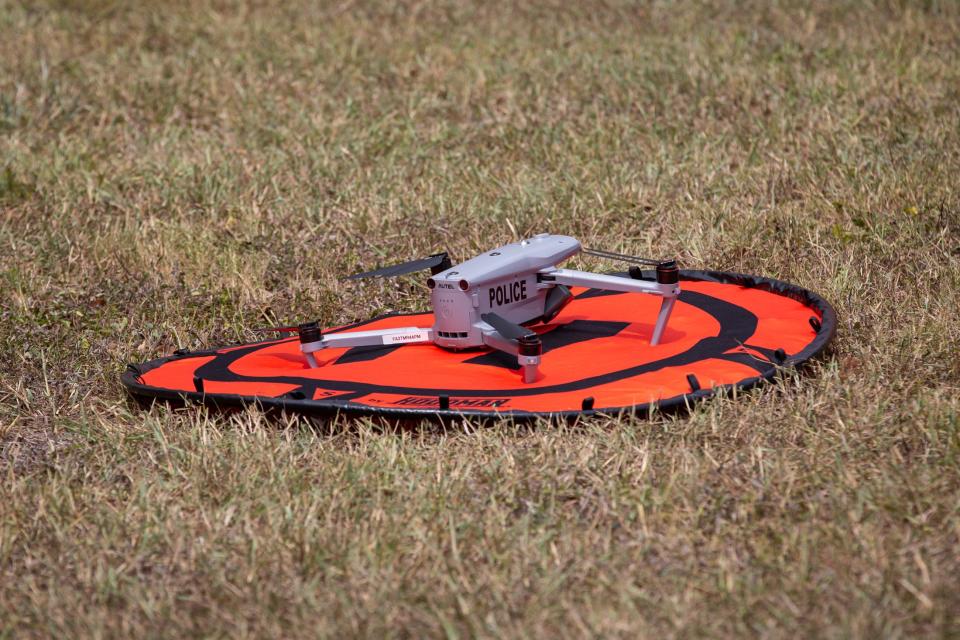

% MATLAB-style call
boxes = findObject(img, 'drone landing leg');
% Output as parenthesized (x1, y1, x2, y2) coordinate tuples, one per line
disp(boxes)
(482, 331, 542, 383)
(545, 268, 681, 346)
(650, 297, 676, 346)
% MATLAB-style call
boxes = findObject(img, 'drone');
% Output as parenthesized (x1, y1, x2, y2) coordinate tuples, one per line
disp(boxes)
(260, 234, 680, 383)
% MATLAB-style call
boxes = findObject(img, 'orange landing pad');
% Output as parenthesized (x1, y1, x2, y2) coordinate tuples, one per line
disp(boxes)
(122, 271, 836, 419)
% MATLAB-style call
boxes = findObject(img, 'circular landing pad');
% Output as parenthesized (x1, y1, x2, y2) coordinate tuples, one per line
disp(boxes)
(122, 271, 836, 419)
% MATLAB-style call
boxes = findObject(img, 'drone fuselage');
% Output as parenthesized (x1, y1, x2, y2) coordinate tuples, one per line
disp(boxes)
(296, 232, 680, 382)
(427, 234, 581, 350)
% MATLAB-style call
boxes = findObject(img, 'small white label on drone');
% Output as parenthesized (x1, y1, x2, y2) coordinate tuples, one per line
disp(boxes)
(384, 331, 428, 345)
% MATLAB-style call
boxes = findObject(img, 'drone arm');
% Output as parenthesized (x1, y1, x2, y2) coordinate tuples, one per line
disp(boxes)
(300, 326, 433, 368)
(543, 268, 678, 297)
(543, 268, 680, 346)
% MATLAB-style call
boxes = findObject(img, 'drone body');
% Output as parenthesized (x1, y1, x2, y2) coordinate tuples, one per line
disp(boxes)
(273, 234, 680, 383)
(428, 234, 580, 349)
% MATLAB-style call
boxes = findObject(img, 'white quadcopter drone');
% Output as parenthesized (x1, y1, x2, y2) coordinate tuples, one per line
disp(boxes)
(261, 234, 680, 383)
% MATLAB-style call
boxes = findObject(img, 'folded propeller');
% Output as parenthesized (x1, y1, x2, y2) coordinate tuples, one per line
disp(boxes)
(346, 252, 452, 280)
(581, 247, 674, 268)
(345, 247, 674, 280)
(581, 248, 678, 283)
(481, 312, 536, 341)
(482, 312, 542, 359)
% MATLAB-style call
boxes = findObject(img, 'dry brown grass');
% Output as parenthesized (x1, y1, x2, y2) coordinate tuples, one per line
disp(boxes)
(1, 0, 959, 637)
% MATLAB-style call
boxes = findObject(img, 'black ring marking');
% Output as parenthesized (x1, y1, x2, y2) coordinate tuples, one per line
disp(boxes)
(187, 289, 757, 399)
(334, 344, 404, 365)
(463, 319, 630, 370)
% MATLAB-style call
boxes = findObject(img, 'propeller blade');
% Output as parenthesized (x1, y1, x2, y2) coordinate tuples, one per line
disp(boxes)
(346, 252, 451, 280)
(254, 320, 321, 336)
(581, 247, 667, 267)
(481, 312, 536, 341)
(254, 326, 300, 334)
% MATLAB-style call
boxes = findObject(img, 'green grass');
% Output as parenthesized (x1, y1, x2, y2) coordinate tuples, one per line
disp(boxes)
(2, 0, 959, 636)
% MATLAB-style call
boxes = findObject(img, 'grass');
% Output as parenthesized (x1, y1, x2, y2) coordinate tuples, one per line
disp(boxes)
(1, 0, 959, 636)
